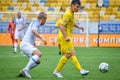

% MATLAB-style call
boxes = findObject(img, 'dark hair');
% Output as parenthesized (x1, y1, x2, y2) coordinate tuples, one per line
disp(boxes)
(71, 0, 81, 5)
(38, 12, 47, 20)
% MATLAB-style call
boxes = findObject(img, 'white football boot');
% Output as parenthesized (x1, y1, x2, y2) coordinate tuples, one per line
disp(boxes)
(22, 69, 31, 79)
(53, 71, 63, 78)
(80, 69, 89, 76)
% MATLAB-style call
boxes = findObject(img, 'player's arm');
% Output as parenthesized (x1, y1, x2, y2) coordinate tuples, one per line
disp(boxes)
(74, 23, 84, 32)
(33, 42, 37, 47)
(60, 14, 70, 42)
(59, 24, 70, 42)
(14, 20, 16, 31)
(18, 18, 26, 31)
(7, 23, 11, 33)
(7, 23, 14, 34)
(32, 29, 47, 45)
(53, 20, 60, 33)
(18, 24, 26, 31)
(54, 20, 60, 28)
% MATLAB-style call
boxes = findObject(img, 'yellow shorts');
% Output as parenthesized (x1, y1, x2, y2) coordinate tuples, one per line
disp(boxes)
(58, 37, 74, 53)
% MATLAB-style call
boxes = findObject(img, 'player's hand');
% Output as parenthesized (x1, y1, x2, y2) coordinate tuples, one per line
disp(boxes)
(11, 31, 14, 34)
(65, 37, 70, 42)
(18, 29, 22, 31)
(80, 27, 84, 32)
(44, 40, 47, 45)
(41, 38, 47, 45)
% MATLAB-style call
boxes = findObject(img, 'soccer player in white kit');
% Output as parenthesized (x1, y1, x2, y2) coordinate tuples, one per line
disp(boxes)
(14, 11, 26, 53)
(17, 12, 47, 79)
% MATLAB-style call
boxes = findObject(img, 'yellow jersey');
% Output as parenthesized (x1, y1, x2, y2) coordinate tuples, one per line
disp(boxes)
(55, 19, 62, 27)
(59, 9, 74, 38)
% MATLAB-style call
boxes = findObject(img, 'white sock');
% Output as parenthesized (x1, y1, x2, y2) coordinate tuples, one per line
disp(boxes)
(14, 42, 17, 52)
(30, 63, 37, 69)
(24, 55, 39, 71)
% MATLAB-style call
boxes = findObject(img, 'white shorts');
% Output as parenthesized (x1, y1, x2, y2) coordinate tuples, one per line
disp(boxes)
(20, 41, 37, 58)
(14, 30, 24, 40)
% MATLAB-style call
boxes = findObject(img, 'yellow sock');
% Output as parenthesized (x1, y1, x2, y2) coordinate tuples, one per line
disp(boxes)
(71, 56, 82, 71)
(55, 56, 68, 72)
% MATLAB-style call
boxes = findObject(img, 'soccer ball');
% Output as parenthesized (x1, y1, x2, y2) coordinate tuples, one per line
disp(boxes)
(99, 62, 109, 73)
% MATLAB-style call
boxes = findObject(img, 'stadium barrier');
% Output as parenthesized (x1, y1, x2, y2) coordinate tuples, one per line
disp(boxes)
(0, 33, 120, 47)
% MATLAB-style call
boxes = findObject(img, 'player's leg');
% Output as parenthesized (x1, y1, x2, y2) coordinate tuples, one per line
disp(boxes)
(70, 50, 82, 71)
(19, 31, 25, 54)
(24, 49, 41, 71)
(18, 42, 41, 78)
(71, 50, 89, 76)
(53, 53, 70, 78)
(10, 33, 14, 47)
(14, 39, 18, 53)
(14, 30, 18, 53)
(53, 41, 71, 78)
(22, 49, 41, 79)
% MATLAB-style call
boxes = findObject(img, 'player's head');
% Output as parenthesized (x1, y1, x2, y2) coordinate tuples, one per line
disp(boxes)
(38, 12, 47, 25)
(71, 0, 81, 12)
(17, 11, 21, 18)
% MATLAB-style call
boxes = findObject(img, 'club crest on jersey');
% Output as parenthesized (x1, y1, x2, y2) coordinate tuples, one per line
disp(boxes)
(63, 20, 67, 24)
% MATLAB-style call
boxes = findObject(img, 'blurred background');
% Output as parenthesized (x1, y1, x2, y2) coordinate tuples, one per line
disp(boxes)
(0, 0, 120, 47)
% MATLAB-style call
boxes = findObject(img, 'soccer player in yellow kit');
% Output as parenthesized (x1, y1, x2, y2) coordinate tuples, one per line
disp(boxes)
(53, 0, 89, 78)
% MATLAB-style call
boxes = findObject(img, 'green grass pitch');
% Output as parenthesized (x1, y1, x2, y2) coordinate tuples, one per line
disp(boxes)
(0, 46, 120, 80)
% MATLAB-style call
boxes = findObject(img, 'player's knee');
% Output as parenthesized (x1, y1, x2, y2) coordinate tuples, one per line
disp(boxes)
(32, 49, 42, 57)
(64, 53, 71, 59)
(35, 52, 42, 57)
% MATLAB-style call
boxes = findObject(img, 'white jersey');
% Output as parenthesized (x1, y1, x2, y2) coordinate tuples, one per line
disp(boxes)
(14, 17, 25, 30)
(22, 21, 41, 45)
